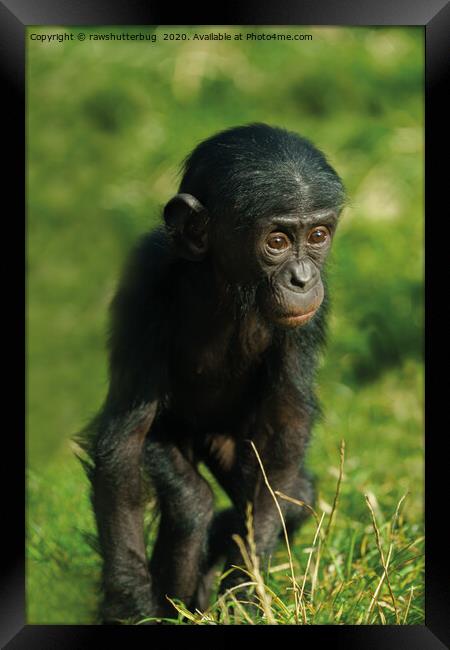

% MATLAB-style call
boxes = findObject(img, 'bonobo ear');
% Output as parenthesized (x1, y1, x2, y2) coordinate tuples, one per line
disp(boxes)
(163, 193, 209, 261)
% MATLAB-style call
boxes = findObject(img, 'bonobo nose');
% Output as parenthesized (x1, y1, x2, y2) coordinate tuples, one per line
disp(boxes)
(285, 260, 315, 291)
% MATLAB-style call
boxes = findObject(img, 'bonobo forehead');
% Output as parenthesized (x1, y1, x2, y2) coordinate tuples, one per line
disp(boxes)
(257, 209, 340, 233)
(179, 123, 345, 223)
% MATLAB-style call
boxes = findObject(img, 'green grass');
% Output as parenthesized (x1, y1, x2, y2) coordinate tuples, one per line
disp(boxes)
(27, 360, 423, 625)
(26, 25, 424, 624)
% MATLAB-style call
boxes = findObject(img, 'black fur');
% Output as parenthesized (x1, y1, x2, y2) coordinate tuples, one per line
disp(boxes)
(76, 123, 345, 623)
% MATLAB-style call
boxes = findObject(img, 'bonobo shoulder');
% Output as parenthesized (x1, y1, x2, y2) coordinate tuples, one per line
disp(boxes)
(111, 226, 176, 306)
(123, 226, 172, 289)
(108, 227, 173, 360)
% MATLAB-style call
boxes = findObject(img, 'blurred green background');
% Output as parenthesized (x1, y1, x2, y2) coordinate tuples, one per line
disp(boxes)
(27, 26, 424, 624)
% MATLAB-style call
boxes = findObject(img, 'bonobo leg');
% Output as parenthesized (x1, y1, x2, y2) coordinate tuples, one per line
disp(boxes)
(194, 508, 240, 611)
(89, 402, 157, 624)
(200, 471, 315, 597)
(194, 470, 314, 612)
(218, 457, 312, 596)
(144, 439, 215, 617)
(283, 469, 316, 538)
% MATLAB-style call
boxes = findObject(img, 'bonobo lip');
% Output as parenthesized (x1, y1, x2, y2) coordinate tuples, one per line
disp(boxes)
(274, 307, 318, 327)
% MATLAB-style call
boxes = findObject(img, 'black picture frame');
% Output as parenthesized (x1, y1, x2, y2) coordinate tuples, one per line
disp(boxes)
(3, 0, 448, 647)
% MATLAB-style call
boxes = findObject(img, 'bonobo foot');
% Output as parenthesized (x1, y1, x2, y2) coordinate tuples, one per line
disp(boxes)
(101, 582, 156, 625)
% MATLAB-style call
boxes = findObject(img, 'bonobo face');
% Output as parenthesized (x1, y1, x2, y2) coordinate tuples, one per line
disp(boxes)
(166, 124, 345, 328)
(254, 209, 338, 328)
(163, 191, 340, 329)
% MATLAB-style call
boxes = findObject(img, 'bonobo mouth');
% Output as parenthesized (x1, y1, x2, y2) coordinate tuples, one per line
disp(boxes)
(260, 283, 324, 329)
(274, 306, 319, 328)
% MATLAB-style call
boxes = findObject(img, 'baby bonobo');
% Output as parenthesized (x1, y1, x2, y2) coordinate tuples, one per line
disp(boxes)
(77, 123, 345, 624)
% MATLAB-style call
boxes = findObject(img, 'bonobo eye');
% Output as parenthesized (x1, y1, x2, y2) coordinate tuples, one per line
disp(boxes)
(307, 226, 330, 246)
(265, 232, 291, 253)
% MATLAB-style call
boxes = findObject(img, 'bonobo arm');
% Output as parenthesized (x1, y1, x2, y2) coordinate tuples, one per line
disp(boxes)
(219, 386, 315, 595)
(90, 399, 158, 623)
(219, 454, 306, 595)
(144, 437, 215, 617)
(77, 229, 172, 623)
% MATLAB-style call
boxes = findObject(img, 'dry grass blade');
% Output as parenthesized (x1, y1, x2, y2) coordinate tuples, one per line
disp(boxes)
(324, 439, 345, 540)
(365, 542, 393, 623)
(228, 593, 256, 624)
(364, 494, 400, 623)
(402, 586, 414, 624)
(390, 492, 409, 539)
(219, 598, 229, 625)
(232, 506, 277, 625)
(249, 441, 305, 624)
(274, 491, 322, 527)
(212, 577, 258, 624)
(274, 489, 325, 607)
(276, 439, 346, 607)
(261, 584, 292, 618)
(299, 511, 325, 607)
(376, 600, 387, 624)
(166, 597, 199, 622)
(365, 492, 408, 624)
